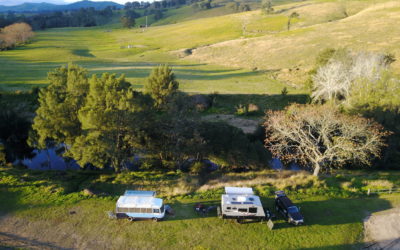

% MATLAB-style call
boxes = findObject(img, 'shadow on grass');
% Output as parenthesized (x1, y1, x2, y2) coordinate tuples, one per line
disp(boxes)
(206, 93, 309, 114)
(0, 232, 71, 250)
(72, 49, 95, 58)
(271, 197, 392, 230)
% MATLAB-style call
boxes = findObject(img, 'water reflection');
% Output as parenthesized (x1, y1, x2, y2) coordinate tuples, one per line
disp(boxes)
(270, 158, 301, 171)
(16, 148, 80, 170)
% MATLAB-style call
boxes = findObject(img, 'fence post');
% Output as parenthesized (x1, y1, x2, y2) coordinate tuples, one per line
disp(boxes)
(367, 189, 371, 196)
(389, 188, 392, 194)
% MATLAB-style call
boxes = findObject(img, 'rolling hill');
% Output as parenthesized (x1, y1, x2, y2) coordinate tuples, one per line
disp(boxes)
(0, 0, 123, 13)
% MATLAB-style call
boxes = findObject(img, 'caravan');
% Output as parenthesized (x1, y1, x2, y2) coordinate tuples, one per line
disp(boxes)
(217, 187, 272, 223)
(116, 190, 166, 222)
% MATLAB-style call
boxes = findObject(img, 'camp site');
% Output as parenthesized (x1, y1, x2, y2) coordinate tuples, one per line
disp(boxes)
(1, 0, 400, 248)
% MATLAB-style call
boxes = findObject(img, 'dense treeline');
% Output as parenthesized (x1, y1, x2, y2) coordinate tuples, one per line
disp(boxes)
(0, 22, 34, 50)
(0, 7, 115, 30)
(124, 0, 188, 10)
(24, 64, 268, 172)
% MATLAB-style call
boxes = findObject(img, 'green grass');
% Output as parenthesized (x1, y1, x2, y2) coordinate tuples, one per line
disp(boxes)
(1, 166, 400, 249)
(0, 21, 305, 97)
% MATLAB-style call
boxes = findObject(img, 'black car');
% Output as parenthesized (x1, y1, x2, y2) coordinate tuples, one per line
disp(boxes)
(274, 191, 304, 225)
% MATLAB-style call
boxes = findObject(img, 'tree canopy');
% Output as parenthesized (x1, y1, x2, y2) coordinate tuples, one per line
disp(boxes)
(144, 64, 179, 110)
(264, 104, 389, 176)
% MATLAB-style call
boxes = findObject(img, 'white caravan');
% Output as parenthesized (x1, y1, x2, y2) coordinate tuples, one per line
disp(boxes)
(218, 187, 268, 223)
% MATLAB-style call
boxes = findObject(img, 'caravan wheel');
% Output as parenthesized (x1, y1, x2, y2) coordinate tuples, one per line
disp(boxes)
(152, 217, 159, 222)
(128, 217, 135, 222)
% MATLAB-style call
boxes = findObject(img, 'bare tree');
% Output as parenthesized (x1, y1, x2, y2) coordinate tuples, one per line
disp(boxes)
(0, 22, 34, 50)
(351, 52, 387, 81)
(312, 51, 392, 103)
(312, 61, 352, 102)
(264, 104, 389, 176)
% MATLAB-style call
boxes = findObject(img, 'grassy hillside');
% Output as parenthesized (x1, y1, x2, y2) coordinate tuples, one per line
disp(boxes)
(189, 0, 400, 83)
(1, 0, 398, 92)
(1, 166, 400, 249)
(0, 10, 304, 95)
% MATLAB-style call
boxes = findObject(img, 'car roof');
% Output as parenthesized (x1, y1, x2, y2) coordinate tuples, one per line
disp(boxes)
(277, 195, 294, 208)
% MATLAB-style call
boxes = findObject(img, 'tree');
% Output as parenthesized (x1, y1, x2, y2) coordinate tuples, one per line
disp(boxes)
(144, 64, 179, 110)
(287, 12, 299, 30)
(121, 16, 135, 28)
(31, 64, 89, 148)
(312, 51, 392, 103)
(0, 22, 34, 50)
(0, 142, 5, 164)
(264, 104, 389, 176)
(311, 60, 352, 102)
(67, 73, 143, 171)
(261, 0, 274, 14)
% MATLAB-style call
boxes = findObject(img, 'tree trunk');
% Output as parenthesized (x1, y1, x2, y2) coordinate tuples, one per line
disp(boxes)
(313, 163, 321, 176)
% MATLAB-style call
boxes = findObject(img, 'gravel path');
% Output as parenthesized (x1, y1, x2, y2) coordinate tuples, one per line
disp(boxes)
(364, 208, 400, 249)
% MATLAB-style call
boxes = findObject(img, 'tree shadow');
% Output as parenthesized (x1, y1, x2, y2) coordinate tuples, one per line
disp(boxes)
(0, 232, 71, 250)
(270, 196, 392, 230)
(205, 93, 309, 114)
(72, 49, 95, 58)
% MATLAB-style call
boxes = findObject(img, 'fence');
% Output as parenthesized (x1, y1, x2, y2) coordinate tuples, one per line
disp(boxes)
(367, 187, 400, 195)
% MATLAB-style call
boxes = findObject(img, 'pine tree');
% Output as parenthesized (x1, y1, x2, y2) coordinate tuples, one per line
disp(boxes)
(67, 73, 141, 171)
(31, 64, 89, 148)
(144, 64, 179, 110)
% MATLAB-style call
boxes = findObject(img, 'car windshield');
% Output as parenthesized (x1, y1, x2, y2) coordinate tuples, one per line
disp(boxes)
(288, 206, 299, 213)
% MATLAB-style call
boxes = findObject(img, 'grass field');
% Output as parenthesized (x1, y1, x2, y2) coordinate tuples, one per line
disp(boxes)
(1, 166, 400, 249)
(1, 0, 399, 93)
(190, 0, 400, 82)
(0, 25, 301, 96)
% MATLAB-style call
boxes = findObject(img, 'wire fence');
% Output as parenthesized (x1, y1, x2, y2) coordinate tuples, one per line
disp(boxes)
(367, 187, 400, 195)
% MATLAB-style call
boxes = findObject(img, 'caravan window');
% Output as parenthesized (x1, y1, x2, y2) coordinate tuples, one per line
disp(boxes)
(238, 208, 247, 213)
(118, 207, 129, 213)
(140, 208, 152, 213)
(249, 207, 257, 213)
(153, 209, 160, 213)
(226, 207, 231, 210)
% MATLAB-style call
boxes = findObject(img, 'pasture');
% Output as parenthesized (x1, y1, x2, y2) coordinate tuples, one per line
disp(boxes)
(1, 166, 400, 249)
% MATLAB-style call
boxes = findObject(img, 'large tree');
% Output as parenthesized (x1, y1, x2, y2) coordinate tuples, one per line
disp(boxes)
(144, 64, 179, 110)
(32, 64, 89, 148)
(264, 104, 389, 176)
(67, 73, 145, 171)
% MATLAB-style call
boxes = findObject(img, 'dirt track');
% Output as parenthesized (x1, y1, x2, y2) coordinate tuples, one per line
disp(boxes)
(364, 208, 400, 249)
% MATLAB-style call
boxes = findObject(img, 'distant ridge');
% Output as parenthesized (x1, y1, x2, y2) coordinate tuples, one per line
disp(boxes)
(0, 0, 123, 13)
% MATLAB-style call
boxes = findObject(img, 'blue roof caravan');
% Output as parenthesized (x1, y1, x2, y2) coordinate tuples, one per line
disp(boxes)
(116, 190, 165, 222)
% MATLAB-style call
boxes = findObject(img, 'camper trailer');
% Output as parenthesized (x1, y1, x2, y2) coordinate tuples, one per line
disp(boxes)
(115, 190, 165, 222)
(217, 187, 271, 223)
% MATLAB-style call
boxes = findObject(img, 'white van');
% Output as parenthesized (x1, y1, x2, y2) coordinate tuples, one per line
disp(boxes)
(116, 190, 165, 221)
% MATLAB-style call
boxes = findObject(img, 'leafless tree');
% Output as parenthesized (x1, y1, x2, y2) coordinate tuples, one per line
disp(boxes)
(0, 22, 34, 50)
(312, 61, 352, 102)
(312, 51, 392, 103)
(264, 104, 389, 176)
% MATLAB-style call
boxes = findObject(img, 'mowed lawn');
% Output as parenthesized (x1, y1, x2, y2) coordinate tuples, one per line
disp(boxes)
(1, 167, 400, 249)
